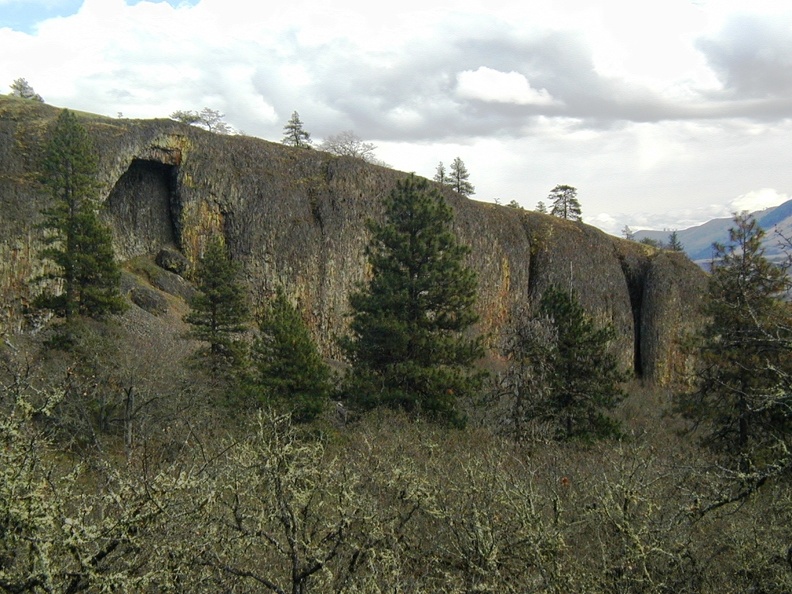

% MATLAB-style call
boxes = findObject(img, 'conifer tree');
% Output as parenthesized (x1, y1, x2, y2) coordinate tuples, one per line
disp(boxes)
(36, 109, 125, 324)
(449, 157, 475, 196)
(251, 288, 331, 422)
(548, 185, 582, 221)
(184, 236, 249, 377)
(622, 225, 635, 240)
(533, 286, 625, 440)
(281, 111, 312, 147)
(681, 213, 792, 465)
(667, 230, 684, 251)
(342, 175, 483, 424)
(433, 161, 450, 186)
(9, 77, 43, 101)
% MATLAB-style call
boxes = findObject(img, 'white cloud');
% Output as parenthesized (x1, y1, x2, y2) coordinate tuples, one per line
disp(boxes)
(3, 0, 792, 235)
(456, 67, 557, 106)
(730, 188, 789, 213)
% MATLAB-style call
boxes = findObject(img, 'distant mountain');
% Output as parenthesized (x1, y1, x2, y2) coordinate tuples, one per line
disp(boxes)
(634, 199, 792, 267)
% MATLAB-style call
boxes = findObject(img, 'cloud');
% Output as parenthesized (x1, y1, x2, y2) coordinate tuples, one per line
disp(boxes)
(456, 67, 557, 106)
(730, 188, 790, 213)
(4, 0, 792, 237)
(696, 13, 792, 104)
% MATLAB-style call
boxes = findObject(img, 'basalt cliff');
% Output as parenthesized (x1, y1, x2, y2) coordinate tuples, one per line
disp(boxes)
(0, 97, 706, 384)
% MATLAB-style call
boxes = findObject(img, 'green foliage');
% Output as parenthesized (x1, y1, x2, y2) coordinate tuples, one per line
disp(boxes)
(0, 382, 203, 593)
(668, 229, 684, 251)
(3, 339, 792, 593)
(639, 237, 663, 248)
(680, 213, 792, 466)
(170, 107, 232, 134)
(449, 156, 475, 196)
(548, 184, 582, 221)
(169, 109, 202, 125)
(506, 286, 626, 441)
(433, 160, 449, 186)
(342, 174, 484, 424)
(184, 236, 249, 378)
(35, 110, 126, 327)
(281, 110, 312, 147)
(622, 225, 635, 240)
(249, 289, 331, 422)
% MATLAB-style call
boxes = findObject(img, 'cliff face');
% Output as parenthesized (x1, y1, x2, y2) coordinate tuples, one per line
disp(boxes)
(0, 97, 706, 383)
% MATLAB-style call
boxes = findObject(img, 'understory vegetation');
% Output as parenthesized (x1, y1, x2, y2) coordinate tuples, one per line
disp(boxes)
(2, 342, 791, 593)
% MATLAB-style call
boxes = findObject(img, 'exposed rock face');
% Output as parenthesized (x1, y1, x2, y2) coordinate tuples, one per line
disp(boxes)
(0, 97, 706, 383)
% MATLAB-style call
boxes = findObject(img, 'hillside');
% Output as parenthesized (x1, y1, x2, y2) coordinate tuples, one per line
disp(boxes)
(0, 96, 706, 384)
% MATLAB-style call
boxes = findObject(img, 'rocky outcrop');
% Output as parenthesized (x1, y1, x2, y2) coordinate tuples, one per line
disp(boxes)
(0, 96, 706, 383)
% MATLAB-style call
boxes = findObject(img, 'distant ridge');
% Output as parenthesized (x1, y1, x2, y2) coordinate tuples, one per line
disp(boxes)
(635, 199, 792, 267)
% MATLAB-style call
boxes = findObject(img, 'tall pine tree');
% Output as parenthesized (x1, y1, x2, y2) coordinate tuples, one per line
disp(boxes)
(680, 213, 792, 467)
(281, 111, 312, 147)
(534, 286, 625, 440)
(449, 157, 475, 196)
(548, 185, 582, 221)
(36, 109, 125, 324)
(342, 174, 483, 424)
(433, 161, 450, 186)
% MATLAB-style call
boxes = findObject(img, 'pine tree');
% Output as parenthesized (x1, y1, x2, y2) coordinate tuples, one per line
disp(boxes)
(184, 236, 249, 377)
(449, 157, 475, 196)
(9, 78, 43, 102)
(433, 161, 450, 186)
(36, 110, 125, 324)
(667, 230, 684, 251)
(548, 185, 582, 221)
(342, 175, 484, 424)
(680, 213, 792, 465)
(281, 111, 312, 147)
(251, 288, 331, 422)
(534, 286, 626, 440)
(622, 225, 635, 240)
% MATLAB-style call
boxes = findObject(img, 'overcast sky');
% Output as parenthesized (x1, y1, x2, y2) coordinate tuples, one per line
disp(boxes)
(2, 0, 792, 235)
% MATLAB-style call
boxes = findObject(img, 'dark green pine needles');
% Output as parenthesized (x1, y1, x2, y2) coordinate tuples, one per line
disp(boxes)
(342, 174, 484, 425)
(36, 109, 126, 323)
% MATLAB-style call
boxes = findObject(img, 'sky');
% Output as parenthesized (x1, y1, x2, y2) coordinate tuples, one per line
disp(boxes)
(2, 0, 792, 235)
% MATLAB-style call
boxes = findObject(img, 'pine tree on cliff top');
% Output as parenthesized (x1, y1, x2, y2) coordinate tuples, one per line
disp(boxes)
(281, 111, 312, 147)
(449, 157, 475, 197)
(548, 184, 582, 221)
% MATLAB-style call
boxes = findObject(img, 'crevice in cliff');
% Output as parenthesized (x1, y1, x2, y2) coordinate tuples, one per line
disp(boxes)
(106, 158, 181, 258)
(618, 254, 647, 378)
